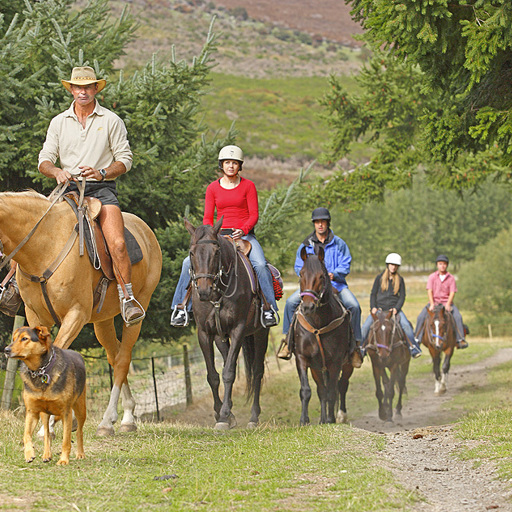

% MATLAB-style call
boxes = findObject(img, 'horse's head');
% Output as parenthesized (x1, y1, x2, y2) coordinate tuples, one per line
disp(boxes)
(370, 309, 395, 359)
(427, 304, 448, 350)
(299, 246, 329, 314)
(185, 217, 224, 301)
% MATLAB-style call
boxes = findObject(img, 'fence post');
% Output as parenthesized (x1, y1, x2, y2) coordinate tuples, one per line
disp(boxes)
(1, 315, 26, 410)
(488, 324, 493, 340)
(151, 357, 160, 422)
(183, 343, 193, 407)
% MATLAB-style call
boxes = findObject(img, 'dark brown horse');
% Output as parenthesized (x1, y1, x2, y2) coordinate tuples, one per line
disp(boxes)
(292, 246, 353, 425)
(185, 218, 269, 430)
(366, 310, 410, 422)
(420, 304, 457, 395)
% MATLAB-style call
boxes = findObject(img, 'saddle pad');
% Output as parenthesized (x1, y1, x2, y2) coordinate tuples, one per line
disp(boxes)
(64, 196, 143, 267)
(237, 250, 257, 295)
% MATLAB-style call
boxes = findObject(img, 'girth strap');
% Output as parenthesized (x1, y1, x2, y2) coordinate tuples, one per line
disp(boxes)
(297, 310, 347, 386)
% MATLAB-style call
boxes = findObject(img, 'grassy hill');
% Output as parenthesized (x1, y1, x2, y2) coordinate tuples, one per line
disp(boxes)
(102, 0, 365, 177)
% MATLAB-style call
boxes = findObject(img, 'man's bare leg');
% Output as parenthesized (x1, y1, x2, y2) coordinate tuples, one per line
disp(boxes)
(99, 205, 144, 324)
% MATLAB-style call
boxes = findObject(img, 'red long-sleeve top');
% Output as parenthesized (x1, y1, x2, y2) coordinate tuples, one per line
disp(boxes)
(203, 177, 259, 234)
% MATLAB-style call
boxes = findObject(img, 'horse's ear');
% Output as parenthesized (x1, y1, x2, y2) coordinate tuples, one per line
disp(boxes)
(213, 216, 223, 236)
(300, 246, 308, 261)
(386, 310, 393, 320)
(427, 308, 435, 318)
(371, 311, 378, 321)
(184, 218, 196, 236)
(317, 246, 325, 262)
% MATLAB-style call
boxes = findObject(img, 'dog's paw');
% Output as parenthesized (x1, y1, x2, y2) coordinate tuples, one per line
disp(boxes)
(57, 459, 69, 466)
(43, 457, 52, 463)
(25, 456, 35, 463)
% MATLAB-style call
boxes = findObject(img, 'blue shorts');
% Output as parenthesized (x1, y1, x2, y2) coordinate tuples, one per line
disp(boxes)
(66, 181, 120, 207)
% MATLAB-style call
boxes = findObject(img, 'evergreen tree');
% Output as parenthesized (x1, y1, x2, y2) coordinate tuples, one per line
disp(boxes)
(320, 0, 512, 207)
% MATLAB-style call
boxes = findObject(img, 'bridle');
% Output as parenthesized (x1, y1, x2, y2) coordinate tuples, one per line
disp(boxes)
(189, 237, 237, 299)
(299, 268, 329, 308)
(369, 313, 400, 354)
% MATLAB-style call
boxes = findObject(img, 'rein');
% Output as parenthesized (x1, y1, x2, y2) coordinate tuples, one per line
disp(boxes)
(189, 236, 238, 336)
(297, 302, 347, 386)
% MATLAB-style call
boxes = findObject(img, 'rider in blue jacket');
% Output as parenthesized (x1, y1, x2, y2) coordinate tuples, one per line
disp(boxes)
(277, 207, 363, 367)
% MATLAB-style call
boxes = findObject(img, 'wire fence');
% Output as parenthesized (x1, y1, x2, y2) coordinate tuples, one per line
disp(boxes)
(0, 344, 228, 422)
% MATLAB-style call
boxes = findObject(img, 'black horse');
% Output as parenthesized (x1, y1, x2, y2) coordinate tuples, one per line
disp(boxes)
(420, 304, 457, 395)
(366, 309, 411, 422)
(291, 246, 353, 425)
(185, 218, 269, 429)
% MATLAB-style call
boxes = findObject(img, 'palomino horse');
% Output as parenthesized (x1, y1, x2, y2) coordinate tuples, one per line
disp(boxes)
(366, 310, 411, 422)
(0, 191, 162, 435)
(420, 304, 457, 395)
(292, 246, 353, 425)
(185, 218, 269, 430)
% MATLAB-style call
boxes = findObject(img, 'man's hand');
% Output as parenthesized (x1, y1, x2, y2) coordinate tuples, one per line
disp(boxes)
(328, 272, 334, 281)
(55, 168, 75, 184)
(78, 165, 102, 181)
(445, 303, 452, 312)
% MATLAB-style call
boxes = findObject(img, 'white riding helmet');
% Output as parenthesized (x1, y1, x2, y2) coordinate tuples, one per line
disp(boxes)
(385, 253, 402, 266)
(218, 145, 244, 163)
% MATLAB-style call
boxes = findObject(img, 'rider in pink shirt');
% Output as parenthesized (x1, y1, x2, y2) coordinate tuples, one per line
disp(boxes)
(414, 255, 468, 349)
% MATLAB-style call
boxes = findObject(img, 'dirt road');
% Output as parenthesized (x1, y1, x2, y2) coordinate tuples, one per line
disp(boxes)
(352, 348, 512, 511)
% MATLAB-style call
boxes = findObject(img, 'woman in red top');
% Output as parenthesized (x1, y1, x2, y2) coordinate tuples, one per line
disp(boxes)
(171, 145, 279, 328)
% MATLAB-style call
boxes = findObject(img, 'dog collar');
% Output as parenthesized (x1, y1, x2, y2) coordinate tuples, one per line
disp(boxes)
(28, 348, 55, 384)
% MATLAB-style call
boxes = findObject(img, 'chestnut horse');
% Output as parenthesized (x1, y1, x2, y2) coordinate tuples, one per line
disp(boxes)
(366, 310, 410, 422)
(420, 304, 457, 395)
(0, 191, 162, 435)
(185, 218, 269, 430)
(292, 247, 353, 425)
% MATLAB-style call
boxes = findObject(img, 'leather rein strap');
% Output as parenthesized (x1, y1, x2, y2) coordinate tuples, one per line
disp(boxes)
(297, 308, 347, 386)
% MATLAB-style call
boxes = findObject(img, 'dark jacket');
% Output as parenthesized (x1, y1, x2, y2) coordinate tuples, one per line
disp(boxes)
(370, 271, 406, 312)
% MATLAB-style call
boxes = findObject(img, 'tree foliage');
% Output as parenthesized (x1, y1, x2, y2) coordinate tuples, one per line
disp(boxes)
(320, 0, 512, 207)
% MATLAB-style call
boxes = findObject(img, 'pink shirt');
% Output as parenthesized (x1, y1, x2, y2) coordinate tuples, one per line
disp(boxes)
(427, 271, 457, 305)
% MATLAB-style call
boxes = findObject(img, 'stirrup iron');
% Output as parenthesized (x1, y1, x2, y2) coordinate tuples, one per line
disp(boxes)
(121, 296, 146, 326)
(171, 305, 190, 327)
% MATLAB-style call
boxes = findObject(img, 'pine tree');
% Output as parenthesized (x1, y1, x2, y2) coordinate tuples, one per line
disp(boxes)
(320, 0, 512, 207)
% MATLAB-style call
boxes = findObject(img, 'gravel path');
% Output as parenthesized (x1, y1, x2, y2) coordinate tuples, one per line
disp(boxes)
(352, 348, 512, 511)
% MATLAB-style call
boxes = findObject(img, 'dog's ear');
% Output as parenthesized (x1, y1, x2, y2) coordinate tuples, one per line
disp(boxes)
(34, 326, 52, 348)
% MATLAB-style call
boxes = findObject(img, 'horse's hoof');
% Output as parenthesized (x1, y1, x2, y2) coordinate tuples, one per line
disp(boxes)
(336, 411, 348, 424)
(228, 413, 237, 429)
(214, 422, 231, 431)
(395, 412, 402, 420)
(96, 425, 115, 436)
(247, 421, 258, 429)
(119, 423, 137, 433)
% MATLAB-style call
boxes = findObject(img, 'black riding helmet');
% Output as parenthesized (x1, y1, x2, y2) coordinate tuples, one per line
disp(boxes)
(436, 254, 449, 263)
(311, 207, 331, 222)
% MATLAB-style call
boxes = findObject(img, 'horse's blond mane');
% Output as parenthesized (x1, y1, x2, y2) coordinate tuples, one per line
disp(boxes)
(0, 189, 49, 201)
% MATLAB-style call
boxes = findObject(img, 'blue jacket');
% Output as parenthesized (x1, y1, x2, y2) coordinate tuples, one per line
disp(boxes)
(294, 230, 352, 292)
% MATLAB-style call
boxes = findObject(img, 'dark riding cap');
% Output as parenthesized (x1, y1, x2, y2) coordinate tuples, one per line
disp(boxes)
(311, 207, 331, 222)
(436, 254, 449, 263)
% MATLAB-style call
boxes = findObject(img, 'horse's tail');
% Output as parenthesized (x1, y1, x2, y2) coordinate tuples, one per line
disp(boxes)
(242, 335, 256, 401)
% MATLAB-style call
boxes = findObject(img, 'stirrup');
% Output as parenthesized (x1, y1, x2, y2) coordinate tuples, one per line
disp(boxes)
(260, 304, 280, 328)
(170, 305, 189, 327)
(121, 297, 146, 327)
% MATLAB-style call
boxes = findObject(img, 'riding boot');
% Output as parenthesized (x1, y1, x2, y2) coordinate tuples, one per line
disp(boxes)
(277, 327, 295, 360)
(348, 333, 363, 369)
(118, 283, 145, 326)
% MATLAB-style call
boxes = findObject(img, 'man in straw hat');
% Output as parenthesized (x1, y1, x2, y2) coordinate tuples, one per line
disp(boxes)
(38, 66, 145, 326)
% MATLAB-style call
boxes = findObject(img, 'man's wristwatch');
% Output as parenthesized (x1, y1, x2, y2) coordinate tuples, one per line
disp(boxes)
(99, 168, 107, 181)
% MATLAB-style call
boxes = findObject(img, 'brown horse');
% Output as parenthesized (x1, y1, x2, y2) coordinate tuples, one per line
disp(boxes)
(420, 304, 457, 395)
(292, 246, 353, 425)
(185, 218, 269, 430)
(0, 191, 162, 435)
(366, 310, 410, 422)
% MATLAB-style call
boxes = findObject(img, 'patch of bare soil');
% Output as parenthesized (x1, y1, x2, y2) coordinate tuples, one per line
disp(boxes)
(214, 0, 363, 47)
(352, 348, 512, 511)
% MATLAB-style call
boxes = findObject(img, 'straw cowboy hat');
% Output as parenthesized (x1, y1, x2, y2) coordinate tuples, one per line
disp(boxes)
(61, 66, 106, 93)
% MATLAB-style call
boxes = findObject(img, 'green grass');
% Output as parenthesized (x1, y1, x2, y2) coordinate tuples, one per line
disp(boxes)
(0, 412, 416, 511)
(201, 73, 359, 161)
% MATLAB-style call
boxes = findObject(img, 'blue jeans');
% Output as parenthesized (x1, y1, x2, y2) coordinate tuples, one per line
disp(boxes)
(282, 287, 362, 342)
(362, 311, 415, 344)
(415, 304, 465, 342)
(171, 234, 278, 311)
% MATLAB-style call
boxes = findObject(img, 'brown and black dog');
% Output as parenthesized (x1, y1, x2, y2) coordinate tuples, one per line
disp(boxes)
(4, 326, 86, 465)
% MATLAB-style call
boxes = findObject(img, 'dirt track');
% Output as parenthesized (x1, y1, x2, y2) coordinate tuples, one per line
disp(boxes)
(352, 348, 512, 511)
